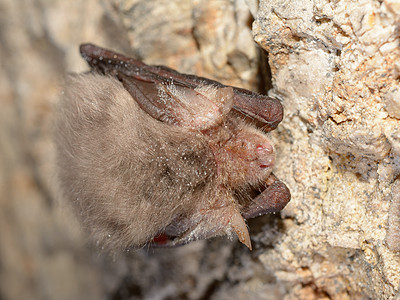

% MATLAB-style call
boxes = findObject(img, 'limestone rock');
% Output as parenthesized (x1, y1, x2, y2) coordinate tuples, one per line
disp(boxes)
(254, 0, 400, 298)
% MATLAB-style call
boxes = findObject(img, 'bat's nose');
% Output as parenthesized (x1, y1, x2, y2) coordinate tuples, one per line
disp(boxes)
(256, 144, 275, 168)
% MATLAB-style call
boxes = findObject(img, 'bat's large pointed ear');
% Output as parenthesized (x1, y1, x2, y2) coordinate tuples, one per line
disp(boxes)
(122, 78, 235, 131)
(186, 85, 234, 130)
(154, 84, 235, 131)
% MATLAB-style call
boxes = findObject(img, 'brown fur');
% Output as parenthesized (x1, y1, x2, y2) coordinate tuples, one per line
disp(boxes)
(55, 74, 220, 248)
(54, 71, 279, 250)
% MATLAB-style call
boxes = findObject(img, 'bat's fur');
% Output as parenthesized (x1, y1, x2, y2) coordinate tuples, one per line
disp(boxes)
(55, 57, 285, 249)
(55, 74, 273, 249)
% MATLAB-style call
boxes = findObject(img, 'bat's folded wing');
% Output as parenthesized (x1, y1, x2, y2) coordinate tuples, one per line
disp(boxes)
(80, 43, 284, 131)
(80, 43, 233, 130)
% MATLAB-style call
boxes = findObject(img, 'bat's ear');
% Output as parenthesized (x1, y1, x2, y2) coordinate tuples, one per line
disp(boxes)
(184, 85, 234, 130)
(121, 72, 234, 130)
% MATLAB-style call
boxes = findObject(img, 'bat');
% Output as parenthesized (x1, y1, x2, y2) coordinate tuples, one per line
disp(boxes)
(54, 43, 291, 250)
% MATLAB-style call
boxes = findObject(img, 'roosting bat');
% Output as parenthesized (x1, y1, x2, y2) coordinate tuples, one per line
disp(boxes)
(54, 43, 290, 250)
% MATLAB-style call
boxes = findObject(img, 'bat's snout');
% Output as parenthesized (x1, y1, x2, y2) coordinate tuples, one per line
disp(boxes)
(256, 143, 275, 169)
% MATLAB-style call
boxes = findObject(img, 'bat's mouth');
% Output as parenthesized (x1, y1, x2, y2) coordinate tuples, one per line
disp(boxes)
(150, 215, 199, 248)
(150, 230, 197, 248)
(151, 233, 178, 247)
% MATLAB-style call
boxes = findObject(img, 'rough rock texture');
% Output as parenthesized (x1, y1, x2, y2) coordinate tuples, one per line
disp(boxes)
(0, 0, 399, 299)
(253, 0, 400, 298)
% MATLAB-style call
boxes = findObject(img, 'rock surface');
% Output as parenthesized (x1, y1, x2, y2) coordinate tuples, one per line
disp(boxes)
(253, 0, 400, 298)
(0, 0, 399, 299)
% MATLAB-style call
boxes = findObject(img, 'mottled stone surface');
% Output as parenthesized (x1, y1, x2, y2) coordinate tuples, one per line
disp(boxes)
(1, 0, 399, 299)
(254, 0, 400, 298)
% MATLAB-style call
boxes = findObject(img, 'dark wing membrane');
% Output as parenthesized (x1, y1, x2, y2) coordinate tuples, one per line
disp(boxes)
(232, 88, 283, 131)
(241, 174, 291, 219)
(80, 43, 283, 131)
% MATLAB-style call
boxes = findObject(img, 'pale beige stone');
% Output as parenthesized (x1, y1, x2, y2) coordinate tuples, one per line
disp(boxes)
(253, 0, 400, 298)
(383, 87, 400, 119)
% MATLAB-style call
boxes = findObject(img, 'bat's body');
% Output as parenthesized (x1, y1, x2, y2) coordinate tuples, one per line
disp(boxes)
(54, 44, 290, 250)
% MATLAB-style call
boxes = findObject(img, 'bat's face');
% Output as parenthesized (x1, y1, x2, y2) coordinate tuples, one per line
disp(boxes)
(54, 44, 290, 251)
(214, 127, 275, 187)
